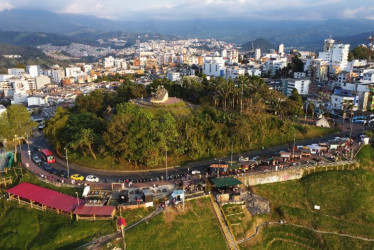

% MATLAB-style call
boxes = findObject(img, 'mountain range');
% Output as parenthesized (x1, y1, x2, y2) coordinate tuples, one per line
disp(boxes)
(0, 9, 374, 51)
(240, 38, 276, 52)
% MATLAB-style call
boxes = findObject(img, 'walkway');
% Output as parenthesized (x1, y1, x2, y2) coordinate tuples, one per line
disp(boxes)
(209, 194, 239, 250)
(79, 207, 163, 249)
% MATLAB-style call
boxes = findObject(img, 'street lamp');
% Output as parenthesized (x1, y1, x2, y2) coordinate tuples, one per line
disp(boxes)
(25, 132, 31, 160)
(75, 192, 80, 206)
(64, 142, 73, 178)
(165, 150, 168, 179)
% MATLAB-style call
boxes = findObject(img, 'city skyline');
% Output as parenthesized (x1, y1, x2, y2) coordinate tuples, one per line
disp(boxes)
(0, 0, 373, 21)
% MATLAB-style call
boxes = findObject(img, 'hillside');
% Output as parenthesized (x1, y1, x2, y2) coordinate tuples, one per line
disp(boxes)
(0, 9, 124, 34)
(0, 43, 68, 73)
(241, 38, 276, 52)
(242, 168, 374, 249)
(2, 9, 374, 49)
(0, 31, 76, 47)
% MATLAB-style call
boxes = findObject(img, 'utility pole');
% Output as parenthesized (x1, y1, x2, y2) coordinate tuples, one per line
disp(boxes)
(349, 109, 354, 138)
(230, 142, 233, 168)
(165, 150, 168, 179)
(64, 142, 73, 178)
(217, 159, 220, 178)
(292, 133, 296, 160)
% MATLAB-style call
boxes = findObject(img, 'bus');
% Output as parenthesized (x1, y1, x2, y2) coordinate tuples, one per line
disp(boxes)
(40, 149, 55, 163)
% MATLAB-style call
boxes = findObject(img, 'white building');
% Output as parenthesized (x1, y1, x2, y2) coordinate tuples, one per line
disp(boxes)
(104, 56, 115, 68)
(167, 72, 181, 82)
(65, 66, 82, 78)
(8, 68, 25, 76)
(330, 90, 358, 111)
(0, 74, 13, 81)
(203, 57, 226, 77)
(319, 39, 349, 73)
(363, 71, 374, 82)
(294, 72, 306, 79)
(187, 57, 199, 66)
(27, 95, 47, 107)
(255, 48, 261, 60)
(83, 64, 93, 73)
(278, 44, 284, 56)
(26, 65, 40, 77)
(226, 67, 245, 79)
(0, 81, 14, 97)
(51, 66, 65, 84)
(35, 75, 51, 89)
(283, 79, 310, 96)
(263, 58, 288, 75)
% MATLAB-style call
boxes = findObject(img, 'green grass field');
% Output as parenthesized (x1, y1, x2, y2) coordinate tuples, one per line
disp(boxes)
(0, 198, 116, 249)
(121, 198, 227, 250)
(241, 169, 374, 249)
(356, 145, 374, 167)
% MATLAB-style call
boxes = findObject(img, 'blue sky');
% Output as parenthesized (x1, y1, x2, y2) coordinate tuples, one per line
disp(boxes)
(0, 0, 373, 20)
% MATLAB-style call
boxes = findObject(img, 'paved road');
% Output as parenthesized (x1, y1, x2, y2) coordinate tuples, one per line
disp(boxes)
(28, 126, 365, 182)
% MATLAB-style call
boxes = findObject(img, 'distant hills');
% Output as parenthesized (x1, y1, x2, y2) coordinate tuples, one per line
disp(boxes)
(1, 9, 374, 51)
(0, 9, 124, 34)
(0, 31, 76, 47)
(240, 38, 276, 52)
(0, 42, 69, 73)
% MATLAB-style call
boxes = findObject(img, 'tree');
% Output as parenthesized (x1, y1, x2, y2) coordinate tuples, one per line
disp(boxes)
(71, 128, 97, 160)
(288, 88, 304, 116)
(0, 105, 36, 162)
(75, 90, 104, 115)
(349, 46, 369, 61)
(44, 107, 70, 151)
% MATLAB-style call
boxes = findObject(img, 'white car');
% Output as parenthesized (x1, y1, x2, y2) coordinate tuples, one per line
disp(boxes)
(86, 175, 100, 182)
(191, 170, 201, 175)
(32, 155, 42, 164)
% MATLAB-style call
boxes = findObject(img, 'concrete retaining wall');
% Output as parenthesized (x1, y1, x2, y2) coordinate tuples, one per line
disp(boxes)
(237, 161, 357, 187)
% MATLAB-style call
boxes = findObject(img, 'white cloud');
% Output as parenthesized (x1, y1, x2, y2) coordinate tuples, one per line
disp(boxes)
(0, 1, 13, 11)
(0, 0, 373, 20)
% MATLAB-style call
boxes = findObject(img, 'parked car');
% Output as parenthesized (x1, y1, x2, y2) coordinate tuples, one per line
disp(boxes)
(42, 162, 52, 172)
(58, 170, 68, 178)
(32, 155, 42, 164)
(191, 170, 201, 175)
(70, 174, 85, 181)
(86, 175, 100, 182)
(50, 168, 59, 175)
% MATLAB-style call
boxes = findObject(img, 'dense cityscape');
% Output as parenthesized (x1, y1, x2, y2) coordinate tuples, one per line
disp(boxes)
(0, 1, 374, 249)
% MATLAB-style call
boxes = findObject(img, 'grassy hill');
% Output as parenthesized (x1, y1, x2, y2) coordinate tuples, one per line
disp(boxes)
(241, 168, 374, 249)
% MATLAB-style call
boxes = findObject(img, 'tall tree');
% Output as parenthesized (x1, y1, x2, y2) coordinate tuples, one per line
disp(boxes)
(0, 105, 36, 162)
(71, 128, 97, 160)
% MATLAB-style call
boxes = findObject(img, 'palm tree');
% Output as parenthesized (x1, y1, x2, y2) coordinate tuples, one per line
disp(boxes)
(236, 75, 249, 113)
(342, 100, 354, 125)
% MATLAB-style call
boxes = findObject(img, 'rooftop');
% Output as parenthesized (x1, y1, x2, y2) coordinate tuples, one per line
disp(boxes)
(211, 177, 242, 188)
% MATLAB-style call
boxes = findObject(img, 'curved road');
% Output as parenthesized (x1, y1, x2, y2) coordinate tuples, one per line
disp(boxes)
(28, 125, 364, 183)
